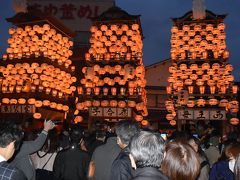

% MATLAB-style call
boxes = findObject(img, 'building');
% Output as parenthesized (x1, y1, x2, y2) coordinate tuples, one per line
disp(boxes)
(145, 59, 174, 130)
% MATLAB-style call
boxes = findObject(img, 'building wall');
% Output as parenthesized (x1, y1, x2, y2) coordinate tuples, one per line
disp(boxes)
(145, 59, 171, 87)
(145, 59, 172, 129)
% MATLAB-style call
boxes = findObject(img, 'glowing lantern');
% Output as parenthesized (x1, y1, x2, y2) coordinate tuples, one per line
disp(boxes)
(197, 99, 206, 107)
(92, 100, 100, 107)
(135, 115, 143, 122)
(232, 85, 238, 94)
(18, 98, 26, 104)
(169, 120, 176, 126)
(187, 100, 195, 107)
(2, 98, 10, 104)
(141, 120, 149, 126)
(74, 116, 83, 123)
(35, 100, 43, 108)
(209, 99, 218, 106)
(33, 113, 42, 119)
(219, 99, 228, 107)
(109, 100, 118, 107)
(28, 98, 36, 105)
(166, 86, 172, 94)
(118, 101, 126, 108)
(199, 86, 205, 94)
(166, 114, 174, 121)
(128, 101, 136, 107)
(230, 118, 239, 125)
(101, 100, 109, 107)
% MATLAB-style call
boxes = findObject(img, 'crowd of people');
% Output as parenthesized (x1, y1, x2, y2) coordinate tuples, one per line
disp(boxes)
(0, 119, 239, 180)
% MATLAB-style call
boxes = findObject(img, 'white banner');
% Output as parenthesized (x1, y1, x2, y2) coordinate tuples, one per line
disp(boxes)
(90, 107, 132, 118)
(178, 109, 226, 120)
(1, 105, 36, 114)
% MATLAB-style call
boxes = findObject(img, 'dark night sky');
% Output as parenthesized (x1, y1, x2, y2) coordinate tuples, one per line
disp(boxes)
(1, 0, 240, 80)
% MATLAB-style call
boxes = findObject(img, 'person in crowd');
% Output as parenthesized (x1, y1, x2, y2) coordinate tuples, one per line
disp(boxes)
(53, 124, 90, 180)
(88, 136, 121, 180)
(205, 136, 221, 167)
(10, 120, 55, 180)
(110, 120, 140, 180)
(58, 130, 70, 151)
(188, 136, 210, 180)
(0, 125, 26, 180)
(161, 141, 200, 180)
(129, 131, 168, 180)
(234, 154, 240, 180)
(86, 130, 106, 156)
(31, 130, 58, 180)
(210, 142, 240, 180)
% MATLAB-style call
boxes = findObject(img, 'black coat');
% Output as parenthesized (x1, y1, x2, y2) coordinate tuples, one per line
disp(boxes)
(110, 148, 133, 180)
(53, 146, 90, 180)
(0, 161, 26, 180)
(132, 167, 168, 180)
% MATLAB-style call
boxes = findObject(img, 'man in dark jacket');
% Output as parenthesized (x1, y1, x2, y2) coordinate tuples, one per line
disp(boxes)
(110, 120, 139, 180)
(0, 125, 26, 180)
(129, 131, 168, 180)
(88, 136, 121, 180)
(10, 120, 54, 180)
(53, 124, 90, 180)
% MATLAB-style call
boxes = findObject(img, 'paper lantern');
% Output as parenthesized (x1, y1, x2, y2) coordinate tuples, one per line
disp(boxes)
(28, 98, 36, 105)
(209, 99, 218, 106)
(63, 105, 69, 111)
(141, 120, 149, 126)
(166, 114, 174, 121)
(135, 115, 143, 122)
(35, 101, 43, 108)
(2, 98, 10, 104)
(43, 100, 50, 106)
(74, 116, 83, 123)
(33, 113, 42, 119)
(118, 101, 126, 108)
(128, 101, 136, 108)
(197, 99, 206, 107)
(18, 98, 26, 104)
(230, 118, 239, 125)
(101, 100, 109, 107)
(169, 120, 176, 126)
(187, 100, 195, 108)
(110, 100, 118, 107)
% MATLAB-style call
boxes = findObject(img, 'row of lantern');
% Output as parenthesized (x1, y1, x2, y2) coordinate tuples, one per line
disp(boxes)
(170, 23, 228, 60)
(0, 63, 76, 80)
(168, 76, 234, 86)
(77, 99, 147, 109)
(88, 23, 142, 59)
(166, 114, 239, 125)
(168, 69, 233, 79)
(85, 52, 143, 62)
(4, 24, 73, 67)
(77, 86, 144, 96)
(90, 24, 141, 33)
(0, 83, 75, 98)
(171, 23, 225, 33)
(0, 63, 77, 97)
(169, 63, 233, 72)
(82, 65, 145, 79)
(171, 49, 229, 60)
(80, 78, 146, 88)
(165, 115, 238, 126)
(167, 84, 238, 95)
(165, 99, 239, 112)
(1, 98, 70, 112)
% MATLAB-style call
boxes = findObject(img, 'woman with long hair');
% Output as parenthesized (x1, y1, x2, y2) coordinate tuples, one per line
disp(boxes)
(188, 136, 210, 180)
